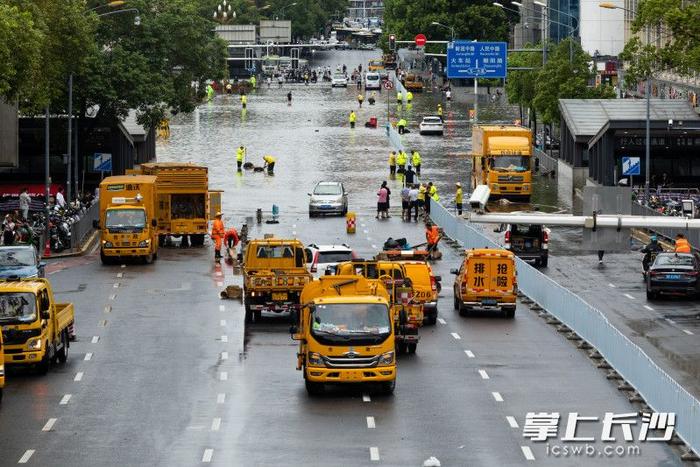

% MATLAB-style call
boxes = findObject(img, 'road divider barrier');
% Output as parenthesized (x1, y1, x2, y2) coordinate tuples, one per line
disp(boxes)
(428, 198, 700, 459)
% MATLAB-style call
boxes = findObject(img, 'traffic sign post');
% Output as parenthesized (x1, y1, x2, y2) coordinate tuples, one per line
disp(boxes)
(622, 156, 641, 188)
(415, 33, 427, 48)
(446, 41, 508, 124)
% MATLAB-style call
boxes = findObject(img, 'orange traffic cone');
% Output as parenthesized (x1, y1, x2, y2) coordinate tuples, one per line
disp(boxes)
(43, 237, 51, 258)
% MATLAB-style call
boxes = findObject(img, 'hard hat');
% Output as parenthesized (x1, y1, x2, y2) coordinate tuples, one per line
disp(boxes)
(215, 212, 222, 217)
(455, 182, 461, 187)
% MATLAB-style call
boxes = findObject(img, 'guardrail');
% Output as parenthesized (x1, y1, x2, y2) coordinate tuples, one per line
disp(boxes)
(70, 202, 99, 250)
(391, 72, 408, 106)
(631, 202, 700, 250)
(429, 198, 700, 457)
(533, 147, 558, 175)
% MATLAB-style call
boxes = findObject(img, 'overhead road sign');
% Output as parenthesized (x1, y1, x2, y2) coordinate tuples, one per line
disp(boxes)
(446, 41, 507, 79)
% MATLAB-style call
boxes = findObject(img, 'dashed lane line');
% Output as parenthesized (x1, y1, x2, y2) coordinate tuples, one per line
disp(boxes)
(59, 394, 71, 405)
(362, 394, 371, 402)
(109, 294, 116, 301)
(220, 320, 227, 327)
(666, 318, 677, 325)
(366, 416, 376, 429)
(437, 318, 446, 325)
(219, 372, 228, 381)
(211, 418, 221, 432)
(369, 447, 380, 461)
(202, 449, 214, 463)
(104, 305, 111, 313)
(84, 353, 93, 361)
(464, 350, 475, 358)
(478, 370, 490, 380)
(683, 329, 695, 335)
(521, 446, 535, 461)
(219, 305, 225, 312)
(91, 336, 100, 344)
(41, 418, 57, 432)
(217, 393, 226, 404)
(371, 245, 377, 249)
(74, 372, 83, 382)
(221, 352, 229, 361)
(113, 283, 119, 288)
(221, 335, 228, 343)
(18, 450, 35, 464)
(506, 416, 519, 428)
(216, 282, 223, 287)
(608, 283, 616, 288)
(492, 392, 504, 402)
(99, 320, 107, 327)
(117, 272, 123, 278)
(120, 264, 126, 268)
(451, 332, 461, 340)
(623, 293, 635, 300)
(644, 305, 654, 311)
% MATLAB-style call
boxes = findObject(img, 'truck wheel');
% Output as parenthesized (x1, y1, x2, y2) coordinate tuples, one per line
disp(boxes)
(407, 343, 417, 354)
(56, 331, 69, 364)
(540, 257, 548, 268)
(380, 379, 395, 395)
(646, 290, 656, 300)
(36, 348, 51, 375)
(309, 211, 316, 218)
(424, 313, 437, 326)
(305, 379, 324, 395)
(0, 388, 3, 403)
(458, 304, 469, 317)
(396, 342, 408, 354)
(253, 310, 262, 322)
(244, 304, 253, 323)
(191, 234, 205, 247)
(453, 294, 459, 310)
(100, 252, 112, 265)
(143, 253, 154, 264)
(504, 308, 515, 319)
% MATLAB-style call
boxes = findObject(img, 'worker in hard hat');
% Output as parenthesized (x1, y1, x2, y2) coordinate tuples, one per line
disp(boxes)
(236, 146, 246, 171)
(263, 155, 276, 175)
(349, 110, 357, 129)
(357, 93, 364, 108)
(211, 212, 225, 261)
(240, 93, 247, 109)
(411, 150, 422, 176)
(455, 182, 463, 215)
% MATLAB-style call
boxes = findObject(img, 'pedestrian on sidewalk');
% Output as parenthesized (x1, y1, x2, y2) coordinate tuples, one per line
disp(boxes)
(376, 181, 391, 219)
(19, 188, 31, 220)
(287, 91, 292, 105)
(401, 185, 411, 221)
(409, 184, 420, 221)
(388, 151, 396, 176)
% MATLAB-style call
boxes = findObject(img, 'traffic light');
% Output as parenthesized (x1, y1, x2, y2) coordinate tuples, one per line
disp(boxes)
(389, 34, 396, 51)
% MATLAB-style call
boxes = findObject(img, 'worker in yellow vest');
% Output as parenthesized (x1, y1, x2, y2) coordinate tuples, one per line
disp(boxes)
(418, 184, 427, 216)
(357, 93, 364, 108)
(249, 75, 257, 89)
(455, 182, 463, 215)
(349, 111, 357, 128)
(396, 91, 403, 105)
(411, 150, 422, 175)
(263, 155, 276, 174)
(388, 151, 397, 176)
(241, 93, 247, 109)
(396, 150, 407, 173)
(236, 146, 246, 171)
(406, 91, 413, 104)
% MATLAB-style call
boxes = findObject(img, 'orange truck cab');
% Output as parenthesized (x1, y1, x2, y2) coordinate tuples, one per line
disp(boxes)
(451, 248, 517, 318)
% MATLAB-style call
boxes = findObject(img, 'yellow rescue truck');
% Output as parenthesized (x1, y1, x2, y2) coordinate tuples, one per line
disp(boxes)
(291, 275, 396, 395)
(242, 238, 312, 323)
(0, 278, 75, 374)
(95, 175, 159, 265)
(451, 248, 517, 318)
(0, 330, 4, 402)
(336, 260, 422, 354)
(471, 125, 533, 200)
(132, 163, 221, 247)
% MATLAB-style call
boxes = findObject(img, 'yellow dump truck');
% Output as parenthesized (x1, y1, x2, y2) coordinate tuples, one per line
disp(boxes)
(134, 163, 221, 247)
(0, 278, 74, 374)
(291, 275, 396, 395)
(471, 125, 533, 200)
(96, 175, 159, 265)
(336, 260, 422, 354)
(403, 73, 424, 92)
(242, 238, 312, 323)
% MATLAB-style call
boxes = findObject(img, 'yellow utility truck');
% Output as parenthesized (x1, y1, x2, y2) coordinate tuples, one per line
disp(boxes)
(95, 175, 159, 265)
(336, 260, 422, 354)
(291, 275, 396, 395)
(0, 278, 74, 374)
(242, 238, 312, 323)
(134, 163, 220, 247)
(0, 330, 4, 401)
(471, 125, 533, 200)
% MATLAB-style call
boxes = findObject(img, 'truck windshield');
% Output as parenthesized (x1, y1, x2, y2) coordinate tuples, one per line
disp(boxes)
(311, 303, 391, 344)
(0, 248, 36, 267)
(491, 156, 530, 172)
(0, 292, 37, 324)
(106, 209, 146, 231)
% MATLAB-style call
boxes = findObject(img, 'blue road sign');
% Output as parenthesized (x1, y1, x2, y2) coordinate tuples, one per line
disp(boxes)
(446, 41, 507, 79)
(93, 152, 112, 172)
(622, 156, 641, 176)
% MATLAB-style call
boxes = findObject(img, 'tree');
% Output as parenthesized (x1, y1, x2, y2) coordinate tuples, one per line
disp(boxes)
(504, 44, 541, 125)
(0, 3, 44, 105)
(532, 38, 615, 124)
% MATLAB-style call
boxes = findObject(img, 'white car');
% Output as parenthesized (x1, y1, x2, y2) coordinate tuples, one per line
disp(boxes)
(365, 72, 381, 90)
(331, 73, 348, 87)
(419, 116, 444, 135)
(305, 244, 356, 276)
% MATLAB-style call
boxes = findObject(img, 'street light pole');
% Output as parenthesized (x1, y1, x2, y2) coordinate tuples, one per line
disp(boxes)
(45, 106, 50, 220)
(430, 21, 454, 42)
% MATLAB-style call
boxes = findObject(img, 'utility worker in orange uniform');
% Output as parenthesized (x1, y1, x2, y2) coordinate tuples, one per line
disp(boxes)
(425, 222, 441, 259)
(674, 233, 691, 253)
(211, 212, 225, 261)
(224, 227, 239, 259)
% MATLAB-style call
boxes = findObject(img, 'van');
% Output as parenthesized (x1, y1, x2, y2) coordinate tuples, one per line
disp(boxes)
(365, 72, 381, 90)
(451, 248, 517, 318)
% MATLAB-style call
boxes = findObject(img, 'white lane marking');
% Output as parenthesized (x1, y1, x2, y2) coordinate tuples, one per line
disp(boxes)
(361, 224, 366, 228)
(84, 353, 93, 361)
(363, 229, 369, 234)
(103, 305, 111, 313)
(506, 416, 519, 428)
(683, 329, 694, 335)
(521, 446, 535, 461)
(219, 305, 225, 312)
(202, 449, 214, 463)
(623, 293, 635, 300)
(113, 283, 119, 288)
(478, 369, 490, 380)
(608, 283, 616, 288)
(371, 245, 377, 249)
(644, 305, 654, 311)
(366, 416, 376, 429)
(369, 447, 380, 461)
(18, 450, 35, 464)
(465, 350, 475, 358)
(42, 418, 57, 432)
(211, 418, 221, 431)
(59, 394, 71, 405)
(99, 320, 107, 327)
(666, 318, 676, 325)
(217, 393, 226, 404)
(109, 294, 116, 300)
(216, 281, 223, 287)
(74, 372, 83, 381)
(219, 371, 228, 381)
(91, 336, 100, 344)
(220, 319, 227, 327)
(362, 394, 371, 402)
(120, 264, 126, 268)
(367, 237, 373, 241)
(292, 224, 297, 228)
(117, 272, 123, 278)
(437, 318, 446, 325)
(292, 231, 297, 236)
(221, 351, 229, 361)
(221, 335, 228, 343)
(492, 392, 504, 402)
(451, 332, 461, 340)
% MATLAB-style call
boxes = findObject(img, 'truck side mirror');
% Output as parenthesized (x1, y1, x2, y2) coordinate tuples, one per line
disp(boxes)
(41, 310, 50, 320)
(433, 275, 441, 282)
(399, 309, 407, 325)
(450, 269, 459, 275)
(93, 220, 100, 229)
(151, 219, 157, 227)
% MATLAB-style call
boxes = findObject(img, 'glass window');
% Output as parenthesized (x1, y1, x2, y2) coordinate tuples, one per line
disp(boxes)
(256, 245, 295, 258)
(491, 156, 530, 172)
(654, 254, 694, 267)
(311, 303, 391, 336)
(317, 251, 353, 263)
(0, 292, 37, 324)
(105, 209, 146, 230)
(0, 248, 36, 267)
(314, 184, 342, 195)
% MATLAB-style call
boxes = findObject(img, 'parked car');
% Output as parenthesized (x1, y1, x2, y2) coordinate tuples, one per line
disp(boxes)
(646, 252, 700, 299)
(308, 181, 348, 217)
(331, 73, 348, 87)
(503, 222, 550, 267)
(0, 245, 46, 279)
(365, 72, 381, 90)
(305, 244, 356, 276)
(419, 116, 444, 135)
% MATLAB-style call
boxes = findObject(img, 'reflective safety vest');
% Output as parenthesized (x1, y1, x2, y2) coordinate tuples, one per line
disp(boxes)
(406, 91, 413, 102)
(224, 228, 239, 246)
(397, 92, 403, 101)
(675, 238, 691, 253)
(358, 94, 364, 101)
(236, 148, 245, 162)
(437, 106, 443, 116)
(349, 112, 357, 123)
(211, 219, 225, 238)
(389, 153, 396, 166)
(396, 151, 407, 166)
(426, 226, 440, 245)
(250, 76, 256, 87)
(241, 95, 247, 104)
(418, 186, 426, 201)
(429, 185, 439, 201)
(412, 151, 421, 166)
(263, 155, 276, 164)
(398, 119, 407, 127)
(455, 188, 463, 204)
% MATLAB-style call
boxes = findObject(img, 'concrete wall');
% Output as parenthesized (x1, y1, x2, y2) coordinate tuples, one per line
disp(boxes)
(580, 0, 625, 56)
(0, 100, 18, 168)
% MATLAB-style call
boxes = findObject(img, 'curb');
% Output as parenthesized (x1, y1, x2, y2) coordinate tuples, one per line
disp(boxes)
(45, 231, 99, 260)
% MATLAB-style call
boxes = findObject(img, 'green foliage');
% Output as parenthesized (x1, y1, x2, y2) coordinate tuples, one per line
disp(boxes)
(0, 3, 44, 104)
(504, 44, 541, 110)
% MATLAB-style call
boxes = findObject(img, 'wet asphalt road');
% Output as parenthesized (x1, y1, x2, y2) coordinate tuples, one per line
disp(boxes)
(0, 50, 691, 465)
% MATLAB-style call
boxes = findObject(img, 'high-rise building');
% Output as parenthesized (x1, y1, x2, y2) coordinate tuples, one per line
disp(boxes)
(347, 0, 383, 23)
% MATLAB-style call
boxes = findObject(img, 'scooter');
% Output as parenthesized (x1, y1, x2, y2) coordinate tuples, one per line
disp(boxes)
(642, 251, 660, 280)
